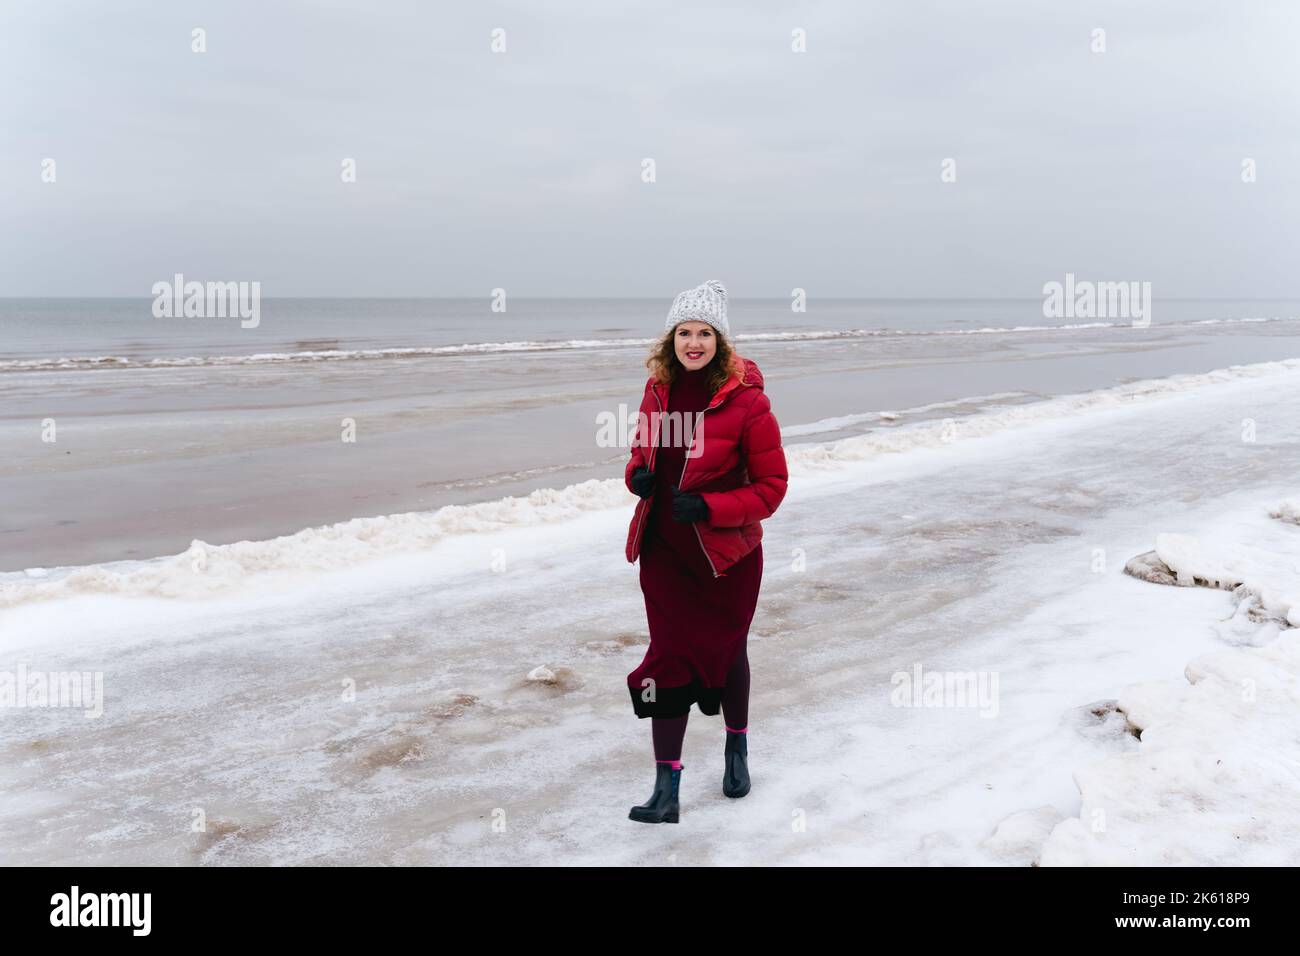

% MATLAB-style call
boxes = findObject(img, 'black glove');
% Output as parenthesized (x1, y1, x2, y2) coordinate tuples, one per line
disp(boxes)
(630, 465, 656, 498)
(671, 485, 709, 523)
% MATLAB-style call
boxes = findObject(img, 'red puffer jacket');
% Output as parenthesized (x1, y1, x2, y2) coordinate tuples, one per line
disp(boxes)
(624, 355, 788, 577)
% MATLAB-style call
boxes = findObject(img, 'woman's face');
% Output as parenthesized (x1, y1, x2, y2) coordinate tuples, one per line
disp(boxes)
(672, 321, 717, 371)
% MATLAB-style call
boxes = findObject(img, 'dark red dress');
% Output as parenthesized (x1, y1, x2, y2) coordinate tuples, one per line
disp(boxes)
(627, 366, 764, 719)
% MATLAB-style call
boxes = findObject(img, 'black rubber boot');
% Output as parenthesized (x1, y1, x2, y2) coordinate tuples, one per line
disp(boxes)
(723, 730, 750, 798)
(629, 762, 682, 824)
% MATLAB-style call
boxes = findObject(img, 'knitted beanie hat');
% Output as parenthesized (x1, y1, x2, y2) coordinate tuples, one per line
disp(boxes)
(665, 279, 728, 338)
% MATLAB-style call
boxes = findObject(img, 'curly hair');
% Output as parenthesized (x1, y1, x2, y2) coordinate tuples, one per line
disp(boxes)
(646, 325, 743, 395)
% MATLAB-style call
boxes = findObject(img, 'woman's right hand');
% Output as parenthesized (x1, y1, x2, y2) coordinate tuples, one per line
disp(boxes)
(631, 465, 656, 498)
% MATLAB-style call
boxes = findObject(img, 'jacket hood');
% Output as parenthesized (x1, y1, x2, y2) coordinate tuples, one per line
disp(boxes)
(705, 354, 763, 408)
(736, 355, 764, 389)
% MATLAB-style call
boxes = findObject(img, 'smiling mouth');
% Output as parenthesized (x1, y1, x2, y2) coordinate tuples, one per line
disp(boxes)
(686, 351, 705, 359)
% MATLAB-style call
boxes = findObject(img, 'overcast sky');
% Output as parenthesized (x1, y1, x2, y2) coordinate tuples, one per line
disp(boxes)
(3, 0, 1298, 297)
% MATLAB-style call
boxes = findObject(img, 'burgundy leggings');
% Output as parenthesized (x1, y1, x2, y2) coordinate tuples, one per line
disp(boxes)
(652, 647, 750, 762)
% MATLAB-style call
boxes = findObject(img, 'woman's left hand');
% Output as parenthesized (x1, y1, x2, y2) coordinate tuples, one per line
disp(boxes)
(670, 485, 710, 523)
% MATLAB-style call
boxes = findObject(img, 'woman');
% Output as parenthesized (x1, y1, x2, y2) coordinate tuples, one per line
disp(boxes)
(623, 279, 789, 824)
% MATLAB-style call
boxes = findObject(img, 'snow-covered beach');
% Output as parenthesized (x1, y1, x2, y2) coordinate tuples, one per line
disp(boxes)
(2, 354, 1297, 865)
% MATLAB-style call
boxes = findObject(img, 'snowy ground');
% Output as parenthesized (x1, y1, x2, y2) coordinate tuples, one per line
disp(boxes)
(1037, 505, 1300, 865)
(1, 360, 1299, 865)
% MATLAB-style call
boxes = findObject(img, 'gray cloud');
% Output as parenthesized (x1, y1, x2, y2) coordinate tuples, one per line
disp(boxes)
(2, 0, 1298, 296)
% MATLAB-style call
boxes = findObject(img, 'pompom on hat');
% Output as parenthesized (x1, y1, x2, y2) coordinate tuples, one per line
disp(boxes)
(664, 279, 728, 338)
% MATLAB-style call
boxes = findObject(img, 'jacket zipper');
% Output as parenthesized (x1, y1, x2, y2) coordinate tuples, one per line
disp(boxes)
(680, 403, 721, 579)
(630, 385, 662, 555)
